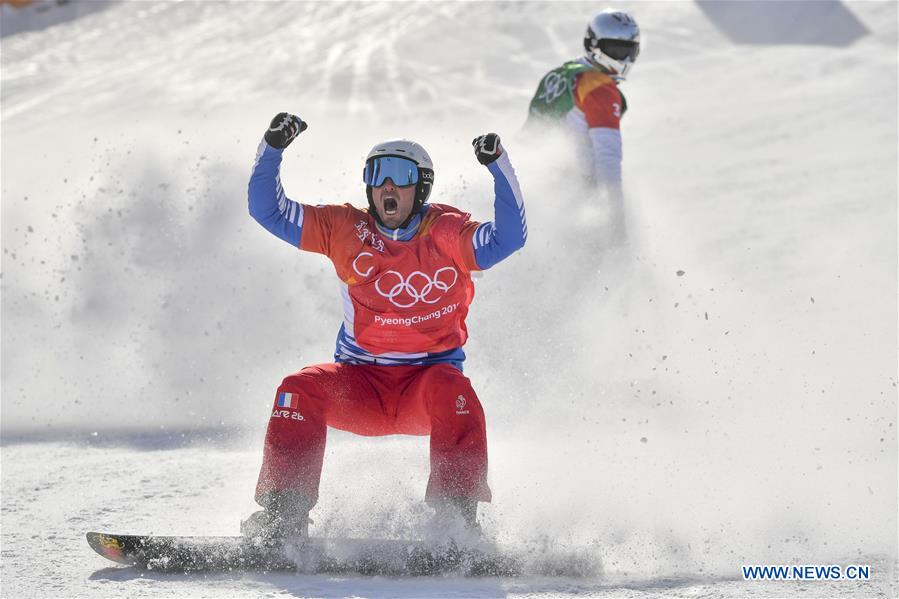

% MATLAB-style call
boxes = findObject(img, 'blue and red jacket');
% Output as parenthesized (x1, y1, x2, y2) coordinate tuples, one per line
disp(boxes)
(248, 139, 527, 369)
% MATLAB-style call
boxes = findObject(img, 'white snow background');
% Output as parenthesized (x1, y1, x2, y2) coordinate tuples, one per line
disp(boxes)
(1, 1, 896, 597)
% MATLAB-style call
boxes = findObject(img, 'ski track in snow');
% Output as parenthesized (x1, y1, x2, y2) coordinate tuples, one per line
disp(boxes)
(2, 1, 898, 597)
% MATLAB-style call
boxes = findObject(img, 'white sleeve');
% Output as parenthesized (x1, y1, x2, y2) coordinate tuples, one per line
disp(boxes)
(588, 127, 623, 193)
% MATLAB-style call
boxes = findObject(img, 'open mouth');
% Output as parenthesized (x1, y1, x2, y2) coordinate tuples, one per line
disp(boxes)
(382, 197, 398, 215)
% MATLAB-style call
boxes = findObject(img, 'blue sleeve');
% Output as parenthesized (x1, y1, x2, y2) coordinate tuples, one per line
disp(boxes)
(471, 151, 527, 270)
(247, 139, 304, 247)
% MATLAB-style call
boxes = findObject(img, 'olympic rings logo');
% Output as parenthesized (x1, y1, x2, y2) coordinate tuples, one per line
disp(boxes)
(537, 72, 568, 104)
(374, 267, 459, 308)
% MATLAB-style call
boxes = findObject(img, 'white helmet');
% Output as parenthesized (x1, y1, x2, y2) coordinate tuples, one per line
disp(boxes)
(583, 9, 641, 81)
(362, 139, 434, 227)
(365, 139, 433, 171)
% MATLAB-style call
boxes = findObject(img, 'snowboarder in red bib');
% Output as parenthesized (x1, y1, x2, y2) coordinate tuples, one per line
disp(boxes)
(242, 114, 527, 540)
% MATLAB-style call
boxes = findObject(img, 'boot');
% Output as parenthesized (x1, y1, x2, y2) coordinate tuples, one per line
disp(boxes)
(431, 496, 481, 534)
(241, 490, 312, 541)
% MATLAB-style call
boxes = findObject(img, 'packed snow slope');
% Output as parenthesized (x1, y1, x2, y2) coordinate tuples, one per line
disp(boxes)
(2, 1, 897, 598)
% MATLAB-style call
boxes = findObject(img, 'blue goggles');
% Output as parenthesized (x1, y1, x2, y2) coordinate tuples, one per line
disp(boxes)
(362, 156, 420, 188)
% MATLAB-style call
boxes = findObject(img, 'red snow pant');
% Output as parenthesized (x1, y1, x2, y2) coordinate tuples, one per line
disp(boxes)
(254, 362, 491, 507)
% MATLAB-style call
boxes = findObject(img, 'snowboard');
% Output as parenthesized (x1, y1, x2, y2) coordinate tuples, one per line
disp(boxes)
(86, 531, 521, 576)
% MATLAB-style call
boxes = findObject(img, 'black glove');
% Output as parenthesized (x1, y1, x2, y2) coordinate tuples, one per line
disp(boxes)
(264, 113, 307, 149)
(472, 133, 503, 165)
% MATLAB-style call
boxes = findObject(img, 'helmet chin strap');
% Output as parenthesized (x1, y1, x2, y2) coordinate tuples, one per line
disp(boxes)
(585, 53, 614, 74)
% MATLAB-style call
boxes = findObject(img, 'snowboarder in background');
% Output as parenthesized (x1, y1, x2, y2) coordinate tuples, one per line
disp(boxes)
(527, 8, 640, 242)
(241, 113, 527, 541)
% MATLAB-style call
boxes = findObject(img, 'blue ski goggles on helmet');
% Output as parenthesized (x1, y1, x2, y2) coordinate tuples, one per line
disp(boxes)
(362, 156, 420, 188)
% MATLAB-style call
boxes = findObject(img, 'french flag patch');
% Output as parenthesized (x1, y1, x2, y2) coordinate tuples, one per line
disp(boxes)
(277, 392, 298, 409)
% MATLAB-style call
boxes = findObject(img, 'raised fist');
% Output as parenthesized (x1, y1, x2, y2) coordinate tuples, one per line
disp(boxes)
(472, 133, 503, 165)
(264, 113, 307, 149)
